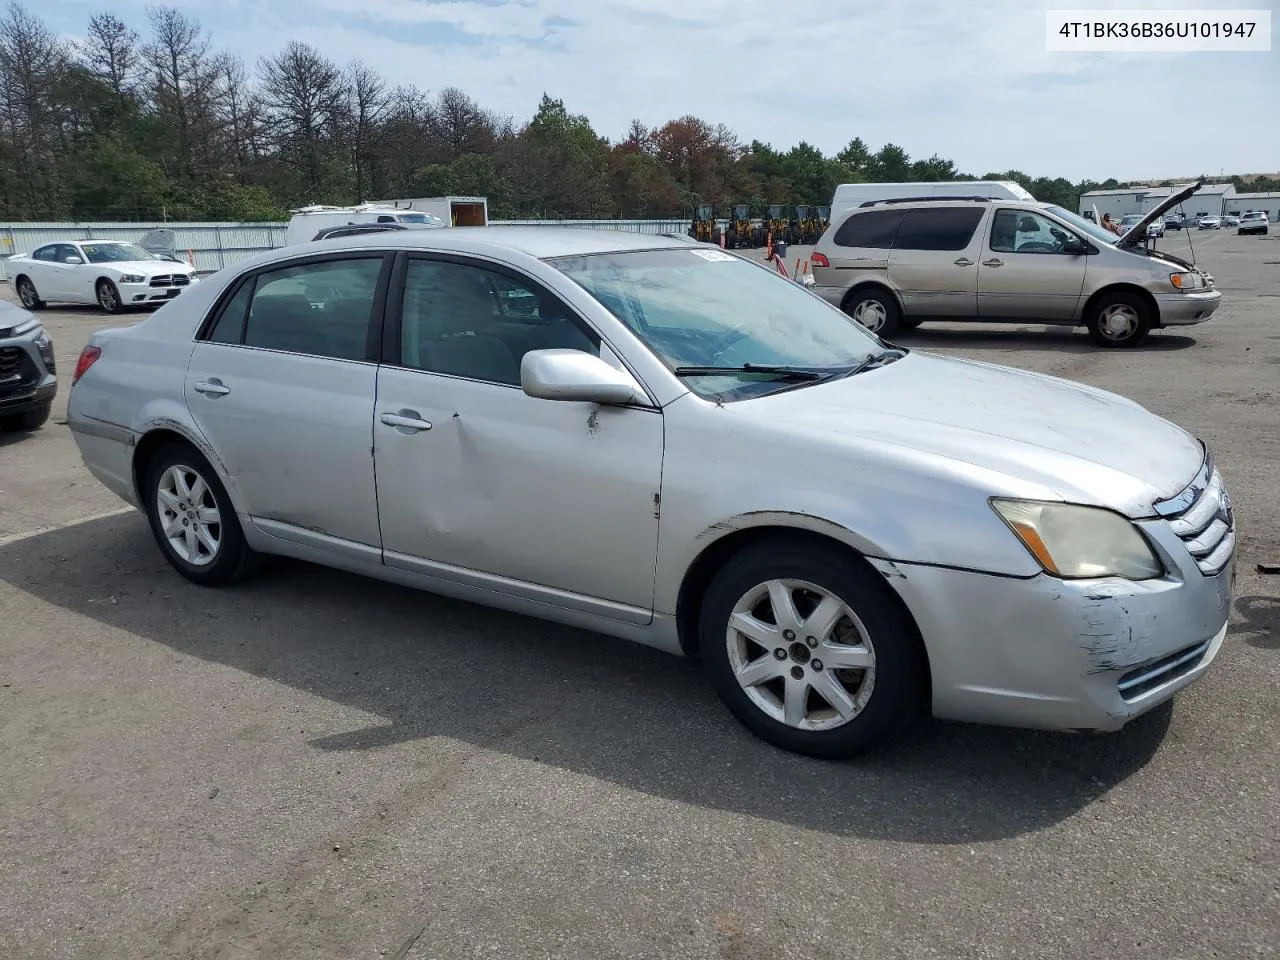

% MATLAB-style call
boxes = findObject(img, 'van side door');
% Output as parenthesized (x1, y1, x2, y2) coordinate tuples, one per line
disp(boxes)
(887, 206, 989, 318)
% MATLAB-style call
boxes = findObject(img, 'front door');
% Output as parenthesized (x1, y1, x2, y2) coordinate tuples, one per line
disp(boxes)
(373, 254, 664, 621)
(887, 206, 988, 318)
(977, 209, 1088, 321)
(184, 254, 391, 555)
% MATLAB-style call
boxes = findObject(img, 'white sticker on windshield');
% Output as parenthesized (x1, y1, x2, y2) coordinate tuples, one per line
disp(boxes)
(689, 249, 735, 262)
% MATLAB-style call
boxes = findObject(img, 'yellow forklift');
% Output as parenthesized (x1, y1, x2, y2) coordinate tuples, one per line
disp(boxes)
(796, 205, 824, 244)
(766, 205, 790, 247)
(726, 204, 755, 248)
(689, 204, 717, 244)
(816, 205, 831, 239)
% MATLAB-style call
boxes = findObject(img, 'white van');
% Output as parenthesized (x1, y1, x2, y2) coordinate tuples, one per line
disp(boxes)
(831, 181, 1034, 214)
(284, 204, 448, 246)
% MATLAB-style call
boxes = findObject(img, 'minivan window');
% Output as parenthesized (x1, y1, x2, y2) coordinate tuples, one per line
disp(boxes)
(833, 209, 904, 248)
(990, 210, 1076, 254)
(893, 207, 985, 251)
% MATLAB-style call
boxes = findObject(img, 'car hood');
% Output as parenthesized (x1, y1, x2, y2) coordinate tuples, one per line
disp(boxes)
(743, 352, 1203, 517)
(1117, 181, 1201, 247)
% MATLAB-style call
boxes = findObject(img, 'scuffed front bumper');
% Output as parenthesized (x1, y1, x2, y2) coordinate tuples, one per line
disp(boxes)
(873, 519, 1233, 732)
(1156, 289, 1221, 326)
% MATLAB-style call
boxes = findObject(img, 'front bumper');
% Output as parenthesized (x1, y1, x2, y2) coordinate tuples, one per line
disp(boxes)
(0, 338, 56, 414)
(874, 517, 1233, 732)
(1155, 289, 1221, 326)
(120, 276, 199, 304)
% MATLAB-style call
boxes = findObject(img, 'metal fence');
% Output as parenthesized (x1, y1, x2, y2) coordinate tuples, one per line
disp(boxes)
(0, 217, 709, 281)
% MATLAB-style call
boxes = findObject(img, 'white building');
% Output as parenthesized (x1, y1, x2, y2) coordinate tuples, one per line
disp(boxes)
(1079, 183, 1235, 219)
(1226, 192, 1280, 220)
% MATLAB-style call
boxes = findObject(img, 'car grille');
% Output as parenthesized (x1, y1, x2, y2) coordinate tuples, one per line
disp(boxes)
(149, 274, 190, 288)
(1153, 451, 1235, 576)
(0, 346, 37, 396)
(1117, 638, 1212, 701)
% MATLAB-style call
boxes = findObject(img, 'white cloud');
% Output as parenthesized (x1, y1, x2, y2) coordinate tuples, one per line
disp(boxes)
(53, 0, 1279, 181)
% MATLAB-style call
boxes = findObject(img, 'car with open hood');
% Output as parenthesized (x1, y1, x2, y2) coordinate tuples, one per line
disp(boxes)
(65, 226, 1235, 758)
(8, 239, 199, 314)
(810, 181, 1219, 347)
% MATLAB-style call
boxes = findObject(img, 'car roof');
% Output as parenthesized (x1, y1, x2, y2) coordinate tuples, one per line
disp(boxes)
(298, 226, 693, 260)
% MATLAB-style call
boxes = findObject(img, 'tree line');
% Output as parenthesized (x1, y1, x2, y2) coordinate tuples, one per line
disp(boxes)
(1, 2, 1273, 223)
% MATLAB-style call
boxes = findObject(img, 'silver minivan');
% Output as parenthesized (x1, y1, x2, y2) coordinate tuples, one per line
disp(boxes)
(811, 182, 1220, 347)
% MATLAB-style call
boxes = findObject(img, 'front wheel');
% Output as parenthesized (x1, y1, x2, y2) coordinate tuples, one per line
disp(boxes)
(144, 440, 262, 586)
(97, 279, 123, 314)
(843, 288, 902, 337)
(1086, 291, 1151, 347)
(16, 276, 44, 310)
(699, 539, 925, 758)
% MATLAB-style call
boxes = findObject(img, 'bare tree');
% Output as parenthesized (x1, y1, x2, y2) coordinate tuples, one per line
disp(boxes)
(144, 5, 210, 178)
(0, 1, 70, 215)
(346, 60, 387, 202)
(431, 86, 496, 161)
(78, 12, 140, 107)
(258, 40, 347, 199)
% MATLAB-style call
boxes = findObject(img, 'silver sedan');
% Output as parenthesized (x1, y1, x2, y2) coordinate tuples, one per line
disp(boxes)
(67, 228, 1236, 757)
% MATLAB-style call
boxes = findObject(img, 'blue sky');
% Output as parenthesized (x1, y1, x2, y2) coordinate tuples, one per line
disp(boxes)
(51, 0, 1278, 183)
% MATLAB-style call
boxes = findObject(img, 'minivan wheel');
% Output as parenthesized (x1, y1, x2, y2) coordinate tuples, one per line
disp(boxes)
(699, 539, 925, 759)
(144, 440, 262, 587)
(1086, 292, 1151, 347)
(843, 288, 901, 337)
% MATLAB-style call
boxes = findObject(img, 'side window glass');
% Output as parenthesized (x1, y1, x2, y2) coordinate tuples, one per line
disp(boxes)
(833, 210, 904, 248)
(991, 211, 1074, 254)
(376, 215, 396, 223)
(207, 280, 254, 344)
(60, 245, 82, 262)
(243, 258, 382, 360)
(399, 259, 599, 385)
(32, 245, 54, 262)
(894, 207, 985, 251)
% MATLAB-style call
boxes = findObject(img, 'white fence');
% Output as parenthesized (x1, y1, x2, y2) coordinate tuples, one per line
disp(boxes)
(0, 218, 706, 280)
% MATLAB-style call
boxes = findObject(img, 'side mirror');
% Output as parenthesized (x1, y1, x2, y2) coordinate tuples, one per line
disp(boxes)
(1062, 238, 1088, 256)
(64, 255, 84, 264)
(521, 349, 647, 405)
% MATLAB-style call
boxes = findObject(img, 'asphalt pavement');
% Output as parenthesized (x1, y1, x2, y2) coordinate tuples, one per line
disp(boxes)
(1, 228, 1277, 959)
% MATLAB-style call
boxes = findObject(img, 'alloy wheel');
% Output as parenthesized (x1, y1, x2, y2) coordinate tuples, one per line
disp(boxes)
(98, 283, 119, 311)
(18, 279, 37, 308)
(156, 463, 222, 566)
(725, 578, 876, 731)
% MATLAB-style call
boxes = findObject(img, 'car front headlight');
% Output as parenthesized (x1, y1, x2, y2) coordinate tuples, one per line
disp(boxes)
(991, 499, 1162, 580)
(1170, 272, 1204, 290)
(119, 274, 146, 284)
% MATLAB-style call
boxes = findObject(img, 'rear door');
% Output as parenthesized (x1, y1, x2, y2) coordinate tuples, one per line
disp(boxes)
(23, 245, 60, 296)
(819, 209, 903, 289)
(977, 208, 1087, 321)
(184, 253, 392, 560)
(887, 206, 988, 318)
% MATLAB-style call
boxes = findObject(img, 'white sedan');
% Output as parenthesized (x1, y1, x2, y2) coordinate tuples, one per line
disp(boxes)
(8, 240, 199, 314)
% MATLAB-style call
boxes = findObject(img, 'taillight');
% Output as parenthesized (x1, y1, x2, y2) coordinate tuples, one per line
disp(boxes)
(72, 345, 101, 385)
(811, 252, 830, 268)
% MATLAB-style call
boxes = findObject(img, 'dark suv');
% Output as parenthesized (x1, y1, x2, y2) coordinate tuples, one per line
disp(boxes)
(0, 299, 57, 431)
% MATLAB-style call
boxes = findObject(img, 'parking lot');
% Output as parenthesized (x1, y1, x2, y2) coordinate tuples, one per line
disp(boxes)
(2, 229, 1277, 959)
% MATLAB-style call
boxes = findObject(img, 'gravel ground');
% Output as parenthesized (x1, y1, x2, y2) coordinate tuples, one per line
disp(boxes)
(1, 229, 1277, 959)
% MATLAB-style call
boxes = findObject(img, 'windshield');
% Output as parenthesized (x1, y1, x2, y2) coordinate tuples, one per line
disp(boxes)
(550, 248, 883, 401)
(397, 213, 442, 224)
(80, 242, 156, 264)
(1045, 205, 1117, 245)
(1120, 215, 1142, 226)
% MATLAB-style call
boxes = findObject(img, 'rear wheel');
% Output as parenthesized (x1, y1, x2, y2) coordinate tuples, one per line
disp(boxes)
(1086, 291, 1151, 347)
(843, 288, 901, 338)
(144, 440, 262, 586)
(0, 401, 51, 432)
(16, 276, 44, 309)
(96, 279, 123, 314)
(699, 538, 925, 758)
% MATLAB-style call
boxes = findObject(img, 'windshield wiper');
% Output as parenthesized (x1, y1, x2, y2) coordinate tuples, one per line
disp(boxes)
(672, 364, 829, 381)
(832, 348, 908, 380)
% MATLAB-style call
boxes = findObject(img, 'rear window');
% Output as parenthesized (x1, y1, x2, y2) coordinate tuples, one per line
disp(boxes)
(893, 207, 985, 251)
(832, 210, 904, 248)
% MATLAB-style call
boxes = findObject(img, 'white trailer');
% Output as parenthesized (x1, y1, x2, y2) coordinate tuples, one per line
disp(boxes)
(831, 181, 1034, 213)
(366, 196, 490, 228)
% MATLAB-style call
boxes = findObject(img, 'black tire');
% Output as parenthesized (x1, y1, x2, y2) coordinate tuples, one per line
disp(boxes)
(899, 317, 924, 330)
(843, 287, 902, 338)
(143, 440, 262, 587)
(0, 401, 51, 432)
(699, 537, 925, 759)
(96, 279, 124, 314)
(1086, 290, 1152, 348)
(15, 275, 44, 309)
(726, 229, 738, 249)
(710, 227, 722, 246)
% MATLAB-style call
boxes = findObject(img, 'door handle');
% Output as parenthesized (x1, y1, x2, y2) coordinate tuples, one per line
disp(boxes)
(380, 410, 432, 432)
(983, 258, 1004, 267)
(954, 257, 974, 267)
(193, 379, 230, 397)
